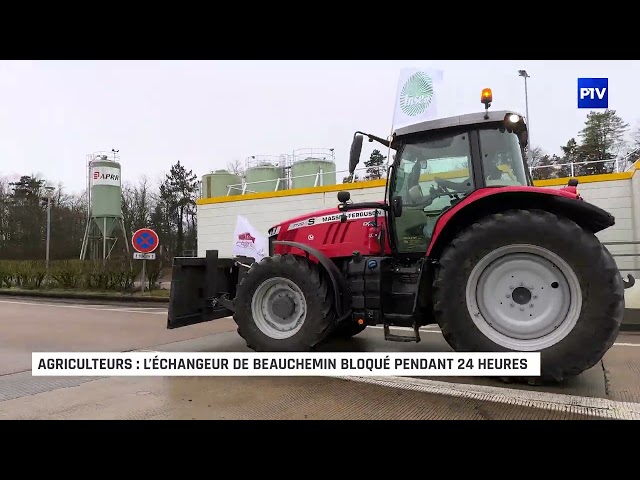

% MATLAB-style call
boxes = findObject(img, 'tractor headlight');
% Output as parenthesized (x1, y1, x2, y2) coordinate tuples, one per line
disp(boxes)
(507, 114, 520, 123)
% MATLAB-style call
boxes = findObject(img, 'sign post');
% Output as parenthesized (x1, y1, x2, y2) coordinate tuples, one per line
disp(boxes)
(131, 228, 160, 293)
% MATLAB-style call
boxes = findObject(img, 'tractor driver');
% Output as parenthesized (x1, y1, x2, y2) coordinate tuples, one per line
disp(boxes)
(406, 152, 474, 206)
(406, 153, 505, 205)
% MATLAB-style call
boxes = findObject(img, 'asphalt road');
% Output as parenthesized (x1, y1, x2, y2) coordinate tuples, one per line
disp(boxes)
(1, 296, 639, 420)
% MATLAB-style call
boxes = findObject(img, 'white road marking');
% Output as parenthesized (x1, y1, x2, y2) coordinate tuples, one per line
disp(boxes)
(0, 299, 167, 315)
(369, 325, 640, 347)
(335, 375, 640, 420)
(1, 298, 638, 348)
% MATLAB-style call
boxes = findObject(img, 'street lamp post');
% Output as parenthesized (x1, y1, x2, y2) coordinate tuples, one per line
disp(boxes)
(45, 186, 55, 280)
(518, 69, 531, 146)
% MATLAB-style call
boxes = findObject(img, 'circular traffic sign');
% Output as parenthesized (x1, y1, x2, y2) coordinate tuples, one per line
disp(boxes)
(132, 228, 159, 254)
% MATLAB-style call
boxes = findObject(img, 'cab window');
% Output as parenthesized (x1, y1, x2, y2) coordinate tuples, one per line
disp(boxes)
(478, 128, 529, 186)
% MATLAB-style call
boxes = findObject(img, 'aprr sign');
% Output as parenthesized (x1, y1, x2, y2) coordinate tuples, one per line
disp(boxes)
(91, 166, 121, 187)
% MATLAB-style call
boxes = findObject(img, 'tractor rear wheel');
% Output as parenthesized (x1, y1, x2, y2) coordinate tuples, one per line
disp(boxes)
(233, 254, 336, 351)
(433, 209, 624, 382)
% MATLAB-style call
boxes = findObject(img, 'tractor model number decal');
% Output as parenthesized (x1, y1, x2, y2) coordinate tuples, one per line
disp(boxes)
(268, 225, 281, 237)
(287, 209, 385, 231)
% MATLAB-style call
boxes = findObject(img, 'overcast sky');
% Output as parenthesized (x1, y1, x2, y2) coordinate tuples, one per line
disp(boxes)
(0, 60, 637, 194)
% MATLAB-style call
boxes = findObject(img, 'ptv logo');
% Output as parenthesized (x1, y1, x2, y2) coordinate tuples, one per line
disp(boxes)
(578, 78, 608, 108)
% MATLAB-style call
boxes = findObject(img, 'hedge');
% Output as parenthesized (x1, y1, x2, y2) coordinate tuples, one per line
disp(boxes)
(0, 258, 164, 292)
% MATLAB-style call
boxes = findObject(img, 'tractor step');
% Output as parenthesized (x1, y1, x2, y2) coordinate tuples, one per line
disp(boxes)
(383, 323, 421, 343)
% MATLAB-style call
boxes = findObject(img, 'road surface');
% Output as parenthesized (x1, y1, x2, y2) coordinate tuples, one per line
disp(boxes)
(1, 296, 639, 420)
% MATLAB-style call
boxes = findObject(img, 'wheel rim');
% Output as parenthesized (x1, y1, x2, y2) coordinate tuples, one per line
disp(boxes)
(465, 244, 582, 351)
(251, 276, 307, 339)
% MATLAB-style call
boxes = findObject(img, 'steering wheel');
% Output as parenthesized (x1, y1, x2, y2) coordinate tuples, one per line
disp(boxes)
(434, 176, 462, 191)
(410, 182, 448, 208)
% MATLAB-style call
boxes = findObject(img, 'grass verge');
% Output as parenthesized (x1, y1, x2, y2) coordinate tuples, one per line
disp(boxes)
(0, 287, 169, 303)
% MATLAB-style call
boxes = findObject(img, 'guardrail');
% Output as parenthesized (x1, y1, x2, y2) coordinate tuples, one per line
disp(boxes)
(223, 166, 381, 196)
(604, 241, 640, 329)
(529, 149, 640, 179)
(601, 241, 640, 276)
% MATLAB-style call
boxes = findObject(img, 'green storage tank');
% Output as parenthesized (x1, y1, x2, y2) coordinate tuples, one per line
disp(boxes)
(244, 165, 286, 193)
(89, 157, 122, 237)
(290, 158, 337, 189)
(202, 170, 242, 197)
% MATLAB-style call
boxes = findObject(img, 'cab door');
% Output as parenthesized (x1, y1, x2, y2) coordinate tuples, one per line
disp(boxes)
(388, 131, 475, 255)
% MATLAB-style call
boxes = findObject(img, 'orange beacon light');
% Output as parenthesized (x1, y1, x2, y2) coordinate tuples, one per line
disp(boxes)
(481, 88, 493, 105)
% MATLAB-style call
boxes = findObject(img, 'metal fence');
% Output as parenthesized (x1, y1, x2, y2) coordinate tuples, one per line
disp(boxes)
(223, 166, 382, 196)
(529, 149, 640, 179)
(602, 241, 640, 277)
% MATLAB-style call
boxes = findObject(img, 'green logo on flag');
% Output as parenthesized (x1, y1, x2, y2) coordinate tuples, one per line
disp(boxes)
(399, 72, 434, 116)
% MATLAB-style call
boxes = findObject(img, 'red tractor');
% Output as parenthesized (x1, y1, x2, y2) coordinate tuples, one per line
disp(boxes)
(168, 89, 633, 382)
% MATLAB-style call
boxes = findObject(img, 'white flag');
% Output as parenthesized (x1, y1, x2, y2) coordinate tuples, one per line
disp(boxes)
(392, 67, 444, 130)
(232, 215, 268, 261)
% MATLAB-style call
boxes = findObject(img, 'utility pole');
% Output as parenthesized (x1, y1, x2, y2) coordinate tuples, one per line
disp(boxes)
(45, 185, 55, 281)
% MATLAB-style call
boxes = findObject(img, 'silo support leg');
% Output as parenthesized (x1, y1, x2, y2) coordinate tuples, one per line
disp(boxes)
(122, 218, 130, 254)
(80, 221, 90, 260)
(121, 218, 132, 269)
(103, 218, 107, 262)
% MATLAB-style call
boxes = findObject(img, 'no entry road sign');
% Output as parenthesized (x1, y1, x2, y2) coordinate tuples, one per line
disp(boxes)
(132, 228, 159, 254)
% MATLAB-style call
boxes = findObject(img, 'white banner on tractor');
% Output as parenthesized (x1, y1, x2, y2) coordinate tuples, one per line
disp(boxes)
(392, 67, 444, 130)
(232, 215, 268, 261)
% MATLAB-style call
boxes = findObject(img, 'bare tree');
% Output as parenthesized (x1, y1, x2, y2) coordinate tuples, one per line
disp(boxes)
(526, 146, 545, 169)
(227, 159, 245, 177)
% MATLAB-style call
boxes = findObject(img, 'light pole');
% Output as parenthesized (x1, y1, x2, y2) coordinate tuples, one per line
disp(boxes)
(518, 69, 531, 147)
(45, 185, 55, 280)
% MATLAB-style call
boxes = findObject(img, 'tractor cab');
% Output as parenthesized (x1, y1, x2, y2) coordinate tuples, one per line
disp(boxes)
(345, 88, 533, 255)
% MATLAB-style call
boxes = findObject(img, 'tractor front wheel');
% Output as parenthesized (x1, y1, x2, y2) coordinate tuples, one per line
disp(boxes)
(233, 254, 336, 351)
(433, 209, 624, 382)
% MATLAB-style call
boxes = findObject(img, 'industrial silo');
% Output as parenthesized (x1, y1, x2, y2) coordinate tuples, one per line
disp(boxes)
(202, 170, 242, 197)
(90, 155, 122, 237)
(291, 157, 337, 189)
(79, 152, 129, 262)
(244, 163, 286, 193)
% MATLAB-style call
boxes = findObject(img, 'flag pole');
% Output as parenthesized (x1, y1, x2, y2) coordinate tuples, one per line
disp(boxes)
(386, 71, 403, 174)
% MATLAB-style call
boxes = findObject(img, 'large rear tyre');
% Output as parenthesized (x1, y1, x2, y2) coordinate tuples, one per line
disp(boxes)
(433, 209, 624, 382)
(233, 254, 336, 352)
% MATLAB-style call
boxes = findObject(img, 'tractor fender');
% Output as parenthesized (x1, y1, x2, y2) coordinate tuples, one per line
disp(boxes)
(274, 240, 351, 319)
(426, 188, 616, 259)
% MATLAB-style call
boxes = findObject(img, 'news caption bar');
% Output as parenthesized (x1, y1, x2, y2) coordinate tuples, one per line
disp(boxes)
(32, 352, 540, 377)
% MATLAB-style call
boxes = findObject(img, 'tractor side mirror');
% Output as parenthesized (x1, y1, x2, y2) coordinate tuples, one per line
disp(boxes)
(392, 195, 403, 217)
(337, 191, 351, 203)
(349, 134, 364, 174)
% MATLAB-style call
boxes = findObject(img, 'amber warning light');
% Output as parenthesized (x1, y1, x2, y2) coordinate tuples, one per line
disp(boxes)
(481, 88, 493, 105)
